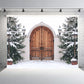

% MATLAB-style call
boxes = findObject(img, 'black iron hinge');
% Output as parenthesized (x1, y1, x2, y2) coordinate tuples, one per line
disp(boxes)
(53, 40, 54, 42)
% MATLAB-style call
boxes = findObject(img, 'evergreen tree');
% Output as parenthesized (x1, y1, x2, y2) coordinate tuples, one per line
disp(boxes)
(7, 17, 25, 63)
(58, 17, 78, 64)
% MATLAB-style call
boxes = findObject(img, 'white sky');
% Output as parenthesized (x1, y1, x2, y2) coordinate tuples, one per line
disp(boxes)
(9, 15, 78, 35)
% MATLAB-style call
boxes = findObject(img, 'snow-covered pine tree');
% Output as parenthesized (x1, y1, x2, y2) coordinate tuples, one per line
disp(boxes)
(58, 17, 78, 64)
(7, 17, 25, 63)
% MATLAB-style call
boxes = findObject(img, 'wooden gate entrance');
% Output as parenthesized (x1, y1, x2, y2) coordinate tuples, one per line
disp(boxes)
(30, 26, 54, 60)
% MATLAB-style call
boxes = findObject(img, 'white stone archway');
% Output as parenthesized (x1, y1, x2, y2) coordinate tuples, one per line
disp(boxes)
(28, 22, 56, 38)
(28, 22, 62, 61)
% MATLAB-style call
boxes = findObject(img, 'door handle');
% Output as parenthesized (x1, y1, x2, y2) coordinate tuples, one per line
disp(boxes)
(40, 47, 44, 50)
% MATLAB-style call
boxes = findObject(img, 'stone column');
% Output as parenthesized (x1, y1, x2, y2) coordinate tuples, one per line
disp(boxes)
(0, 12, 7, 71)
(78, 11, 84, 68)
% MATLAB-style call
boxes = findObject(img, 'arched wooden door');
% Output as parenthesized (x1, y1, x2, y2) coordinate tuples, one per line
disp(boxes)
(30, 26, 54, 60)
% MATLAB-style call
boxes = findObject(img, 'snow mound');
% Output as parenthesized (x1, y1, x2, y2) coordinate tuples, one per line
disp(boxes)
(7, 61, 78, 69)
(71, 58, 77, 61)
(7, 58, 13, 61)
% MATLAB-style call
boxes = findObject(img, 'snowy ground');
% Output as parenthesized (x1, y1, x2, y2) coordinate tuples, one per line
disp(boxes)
(7, 60, 78, 69)
(1, 61, 84, 84)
